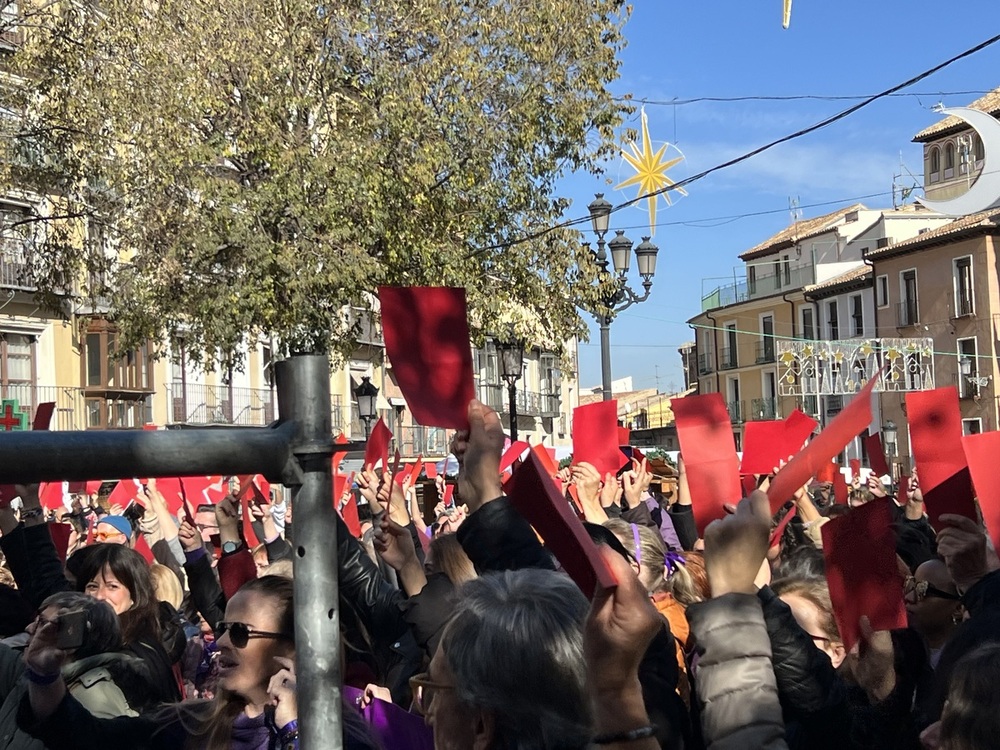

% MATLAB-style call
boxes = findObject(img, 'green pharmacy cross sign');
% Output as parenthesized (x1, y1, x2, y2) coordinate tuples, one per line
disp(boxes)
(0, 400, 29, 431)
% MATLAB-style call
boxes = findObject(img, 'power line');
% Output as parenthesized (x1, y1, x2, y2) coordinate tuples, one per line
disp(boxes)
(468, 33, 1000, 256)
(618, 90, 996, 107)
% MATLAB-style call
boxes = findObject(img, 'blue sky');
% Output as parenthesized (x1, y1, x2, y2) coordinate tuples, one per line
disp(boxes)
(561, 0, 1000, 394)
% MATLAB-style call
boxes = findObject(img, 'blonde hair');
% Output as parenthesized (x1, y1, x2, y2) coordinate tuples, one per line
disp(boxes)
(428, 534, 476, 586)
(149, 564, 184, 610)
(604, 520, 667, 594)
(772, 576, 842, 644)
(262, 559, 293, 579)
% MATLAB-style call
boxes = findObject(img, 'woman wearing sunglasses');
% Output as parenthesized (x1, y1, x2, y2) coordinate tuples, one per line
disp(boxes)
(20, 576, 311, 750)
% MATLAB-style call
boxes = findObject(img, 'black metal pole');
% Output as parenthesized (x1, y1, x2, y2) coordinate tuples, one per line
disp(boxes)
(507, 381, 519, 441)
(600, 316, 613, 402)
(276, 355, 341, 750)
(0, 424, 293, 483)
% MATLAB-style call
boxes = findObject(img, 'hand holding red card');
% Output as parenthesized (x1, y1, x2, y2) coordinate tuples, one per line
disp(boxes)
(767, 373, 878, 513)
(378, 287, 476, 429)
(506, 450, 616, 595)
(821, 499, 907, 652)
(573, 401, 625, 478)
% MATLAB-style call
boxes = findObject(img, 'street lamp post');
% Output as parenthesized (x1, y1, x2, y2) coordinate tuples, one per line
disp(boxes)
(882, 419, 898, 484)
(497, 339, 525, 441)
(960, 356, 992, 400)
(585, 193, 659, 401)
(354, 375, 379, 439)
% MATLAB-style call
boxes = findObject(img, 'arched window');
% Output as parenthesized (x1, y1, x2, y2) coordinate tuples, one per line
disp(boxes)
(974, 134, 985, 162)
(945, 142, 955, 171)
(929, 147, 940, 175)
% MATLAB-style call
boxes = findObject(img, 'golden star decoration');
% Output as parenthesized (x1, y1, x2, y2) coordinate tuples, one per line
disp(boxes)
(614, 108, 686, 236)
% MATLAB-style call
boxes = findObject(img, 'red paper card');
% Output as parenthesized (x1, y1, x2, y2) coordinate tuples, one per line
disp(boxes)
(962, 432, 1000, 555)
(618, 427, 631, 446)
(363, 418, 392, 471)
(107, 479, 142, 509)
(741, 410, 818, 476)
(742, 474, 757, 498)
(133, 533, 155, 564)
(32, 402, 55, 431)
(849, 459, 861, 480)
(821, 498, 907, 651)
(48, 523, 72, 564)
(39, 482, 67, 510)
(833, 472, 848, 505)
(671, 393, 741, 536)
(424, 462, 438, 479)
(816, 460, 837, 484)
(567, 484, 583, 515)
(378, 286, 475, 429)
(769, 505, 797, 549)
(573, 401, 625, 477)
(906, 387, 978, 528)
(442, 485, 455, 508)
(865, 432, 891, 477)
(500, 441, 531, 474)
(507, 450, 617, 595)
(67, 481, 103, 496)
(768, 374, 878, 513)
(409, 456, 424, 484)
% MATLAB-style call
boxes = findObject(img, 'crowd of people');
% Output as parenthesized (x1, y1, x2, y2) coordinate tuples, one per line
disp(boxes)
(0, 397, 996, 749)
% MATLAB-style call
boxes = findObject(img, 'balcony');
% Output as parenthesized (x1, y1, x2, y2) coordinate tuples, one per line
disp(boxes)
(394, 425, 449, 457)
(755, 340, 776, 364)
(698, 353, 714, 375)
(749, 398, 778, 421)
(727, 400, 745, 424)
(0, 384, 87, 430)
(479, 383, 560, 418)
(896, 299, 919, 327)
(347, 307, 383, 348)
(720, 347, 737, 370)
(169, 382, 275, 426)
(702, 264, 815, 312)
(953, 295, 975, 319)
(0, 237, 35, 291)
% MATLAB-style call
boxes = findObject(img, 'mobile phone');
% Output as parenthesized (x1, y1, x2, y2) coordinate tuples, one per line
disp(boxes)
(55, 609, 87, 651)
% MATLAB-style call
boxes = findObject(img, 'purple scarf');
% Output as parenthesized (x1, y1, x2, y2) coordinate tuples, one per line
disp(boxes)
(231, 711, 272, 750)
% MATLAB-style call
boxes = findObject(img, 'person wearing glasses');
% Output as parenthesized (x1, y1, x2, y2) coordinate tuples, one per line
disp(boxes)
(93, 515, 132, 546)
(904, 559, 963, 670)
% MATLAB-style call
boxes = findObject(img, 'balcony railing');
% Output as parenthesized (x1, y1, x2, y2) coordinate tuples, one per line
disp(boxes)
(169, 382, 275, 426)
(702, 265, 816, 312)
(896, 299, 919, 327)
(0, 237, 35, 291)
(954, 295, 975, 318)
(749, 397, 778, 421)
(393, 425, 449, 457)
(0, 384, 87, 430)
(720, 347, 737, 370)
(479, 383, 561, 418)
(698, 353, 714, 375)
(755, 340, 776, 364)
(727, 400, 745, 424)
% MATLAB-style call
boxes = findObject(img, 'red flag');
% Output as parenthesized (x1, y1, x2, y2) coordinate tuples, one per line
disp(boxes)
(906, 387, 978, 528)
(821, 499, 907, 651)
(767, 373, 878, 513)
(671, 393, 741, 536)
(507, 450, 617, 595)
(363, 418, 392, 471)
(378, 286, 476, 429)
(573, 401, 626, 477)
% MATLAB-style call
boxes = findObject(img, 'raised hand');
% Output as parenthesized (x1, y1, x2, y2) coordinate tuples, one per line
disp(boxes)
(622, 458, 651, 509)
(178, 519, 202, 553)
(452, 400, 504, 514)
(571, 462, 602, 509)
(937, 514, 995, 594)
(600, 472, 623, 510)
(267, 656, 297, 730)
(703, 490, 771, 597)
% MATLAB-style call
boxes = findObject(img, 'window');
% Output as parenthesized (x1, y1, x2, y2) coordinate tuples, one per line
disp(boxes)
(262, 345, 273, 386)
(954, 256, 974, 317)
(723, 323, 738, 369)
(827, 300, 839, 340)
(974, 135, 985, 163)
(80, 319, 154, 428)
(899, 270, 918, 326)
(801, 307, 815, 340)
(773, 260, 782, 288)
(0, 1, 19, 46)
(876, 275, 889, 308)
(748, 265, 757, 295)
(962, 418, 982, 436)
(929, 147, 940, 182)
(727, 377, 741, 422)
(850, 294, 864, 336)
(945, 142, 955, 177)
(0, 332, 35, 411)
(539, 353, 559, 394)
(782, 255, 791, 285)
(759, 314, 774, 363)
(957, 337, 978, 399)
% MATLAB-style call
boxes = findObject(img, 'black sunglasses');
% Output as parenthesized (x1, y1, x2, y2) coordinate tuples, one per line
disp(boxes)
(217, 621, 293, 649)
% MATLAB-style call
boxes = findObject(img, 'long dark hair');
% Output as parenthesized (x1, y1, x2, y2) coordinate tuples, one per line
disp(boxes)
(75, 544, 160, 646)
(167, 576, 295, 750)
(940, 644, 1000, 750)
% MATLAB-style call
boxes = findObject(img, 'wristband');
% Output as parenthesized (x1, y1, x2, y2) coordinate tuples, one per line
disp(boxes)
(24, 667, 61, 686)
(279, 719, 299, 738)
(594, 725, 657, 744)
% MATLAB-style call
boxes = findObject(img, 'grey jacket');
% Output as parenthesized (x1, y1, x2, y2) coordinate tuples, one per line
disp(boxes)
(687, 593, 788, 750)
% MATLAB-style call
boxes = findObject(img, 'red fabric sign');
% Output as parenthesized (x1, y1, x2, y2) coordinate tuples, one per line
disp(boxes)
(865, 432, 891, 477)
(507, 450, 617, 595)
(573, 401, 625, 477)
(378, 286, 476, 429)
(962, 432, 1000, 555)
(671, 393, 741, 536)
(905, 387, 978, 527)
(767, 374, 878, 513)
(363, 418, 392, 471)
(821, 498, 907, 652)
